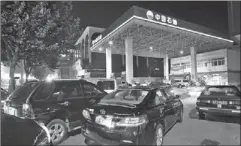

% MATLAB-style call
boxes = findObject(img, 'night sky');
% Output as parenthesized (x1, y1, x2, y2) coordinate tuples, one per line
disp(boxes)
(72, 1, 229, 35)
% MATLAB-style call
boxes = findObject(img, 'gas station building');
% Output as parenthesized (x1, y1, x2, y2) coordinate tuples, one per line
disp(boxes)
(75, 6, 234, 84)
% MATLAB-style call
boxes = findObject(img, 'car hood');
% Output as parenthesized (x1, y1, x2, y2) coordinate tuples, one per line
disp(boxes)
(93, 103, 142, 116)
(1, 113, 42, 145)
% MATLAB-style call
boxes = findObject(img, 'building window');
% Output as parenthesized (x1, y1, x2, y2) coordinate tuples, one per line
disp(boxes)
(217, 58, 225, 65)
(211, 57, 225, 66)
(211, 59, 218, 66)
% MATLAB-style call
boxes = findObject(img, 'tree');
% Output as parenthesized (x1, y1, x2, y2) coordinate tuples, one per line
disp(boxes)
(31, 66, 50, 81)
(1, 1, 81, 92)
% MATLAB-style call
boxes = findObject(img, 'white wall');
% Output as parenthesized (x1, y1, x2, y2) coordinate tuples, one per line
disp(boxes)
(227, 48, 240, 71)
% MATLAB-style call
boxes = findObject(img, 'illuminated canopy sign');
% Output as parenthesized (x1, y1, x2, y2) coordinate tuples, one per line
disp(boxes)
(92, 34, 102, 45)
(146, 10, 178, 26)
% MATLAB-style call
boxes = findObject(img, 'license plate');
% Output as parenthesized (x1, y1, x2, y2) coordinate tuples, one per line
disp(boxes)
(217, 104, 222, 108)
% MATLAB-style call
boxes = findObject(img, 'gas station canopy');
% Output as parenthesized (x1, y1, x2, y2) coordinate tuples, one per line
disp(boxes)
(90, 6, 233, 58)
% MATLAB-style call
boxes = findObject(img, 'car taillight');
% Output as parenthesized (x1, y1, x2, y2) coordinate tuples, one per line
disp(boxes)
(229, 101, 240, 105)
(116, 115, 148, 127)
(22, 103, 34, 118)
(197, 99, 200, 103)
(82, 109, 91, 120)
(201, 100, 211, 103)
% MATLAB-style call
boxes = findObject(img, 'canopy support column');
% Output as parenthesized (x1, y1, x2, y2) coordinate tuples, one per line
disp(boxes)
(164, 54, 169, 80)
(106, 47, 112, 79)
(125, 36, 133, 84)
(190, 46, 197, 81)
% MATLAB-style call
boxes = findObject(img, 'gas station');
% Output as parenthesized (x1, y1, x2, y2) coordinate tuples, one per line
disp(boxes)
(89, 6, 234, 84)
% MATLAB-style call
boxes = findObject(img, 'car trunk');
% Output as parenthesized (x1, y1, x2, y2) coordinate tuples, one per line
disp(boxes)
(198, 92, 240, 109)
(86, 103, 142, 141)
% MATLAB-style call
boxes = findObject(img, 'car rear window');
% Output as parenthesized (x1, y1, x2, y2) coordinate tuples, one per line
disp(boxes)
(99, 89, 149, 105)
(7, 82, 39, 103)
(97, 80, 115, 90)
(183, 80, 189, 82)
(204, 86, 240, 96)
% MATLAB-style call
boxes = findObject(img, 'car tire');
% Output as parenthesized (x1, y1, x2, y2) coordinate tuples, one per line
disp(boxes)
(85, 138, 95, 146)
(177, 108, 183, 123)
(153, 124, 164, 146)
(198, 112, 205, 120)
(46, 119, 68, 145)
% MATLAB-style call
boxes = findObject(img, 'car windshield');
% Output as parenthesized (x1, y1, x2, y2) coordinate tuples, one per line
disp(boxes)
(99, 89, 149, 105)
(7, 82, 40, 102)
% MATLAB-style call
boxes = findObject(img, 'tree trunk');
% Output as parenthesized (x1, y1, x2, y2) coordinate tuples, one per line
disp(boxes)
(25, 72, 29, 82)
(8, 62, 16, 93)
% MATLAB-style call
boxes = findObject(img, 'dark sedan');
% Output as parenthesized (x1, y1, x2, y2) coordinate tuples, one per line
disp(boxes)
(196, 85, 240, 119)
(81, 86, 183, 145)
(1, 112, 52, 145)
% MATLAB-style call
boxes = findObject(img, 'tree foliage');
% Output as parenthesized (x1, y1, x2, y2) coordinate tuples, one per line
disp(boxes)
(31, 66, 51, 81)
(1, 1, 81, 91)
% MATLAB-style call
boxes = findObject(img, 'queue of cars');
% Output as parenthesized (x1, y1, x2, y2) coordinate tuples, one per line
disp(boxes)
(2, 79, 182, 146)
(2, 78, 240, 146)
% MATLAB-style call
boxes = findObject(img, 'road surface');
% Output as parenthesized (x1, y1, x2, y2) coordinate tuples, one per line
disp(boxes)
(60, 96, 240, 145)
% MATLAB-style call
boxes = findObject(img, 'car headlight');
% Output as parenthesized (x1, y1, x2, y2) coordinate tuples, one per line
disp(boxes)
(82, 109, 91, 120)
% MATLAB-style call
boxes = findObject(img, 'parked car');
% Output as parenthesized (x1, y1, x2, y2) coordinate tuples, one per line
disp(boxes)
(2, 79, 107, 145)
(81, 86, 183, 145)
(1, 112, 52, 146)
(196, 85, 241, 119)
(1, 87, 9, 100)
(1, 88, 9, 109)
(171, 79, 189, 88)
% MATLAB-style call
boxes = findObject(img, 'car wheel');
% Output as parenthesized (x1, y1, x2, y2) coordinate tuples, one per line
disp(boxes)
(47, 119, 68, 145)
(84, 138, 95, 146)
(153, 124, 164, 146)
(177, 108, 184, 123)
(198, 112, 205, 120)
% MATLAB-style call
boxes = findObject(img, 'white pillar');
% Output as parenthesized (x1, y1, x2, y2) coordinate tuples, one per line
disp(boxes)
(125, 36, 133, 84)
(106, 47, 112, 78)
(164, 54, 169, 80)
(190, 47, 197, 81)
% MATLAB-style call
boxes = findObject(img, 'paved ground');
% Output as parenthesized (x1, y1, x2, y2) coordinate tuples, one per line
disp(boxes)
(60, 96, 240, 145)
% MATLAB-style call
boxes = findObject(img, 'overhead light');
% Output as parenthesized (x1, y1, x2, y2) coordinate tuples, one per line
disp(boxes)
(180, 50, 184, 54)
(99, 47, 103, 51)
(108, 41, 113, 45)
(149, 46, 153, 50)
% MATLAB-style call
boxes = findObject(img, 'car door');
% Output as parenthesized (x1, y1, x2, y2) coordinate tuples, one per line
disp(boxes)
(57, 82, 86, 127)
(161, 89, 176, 127)
(81, 82, 107, 107)
(156, 89, 173, 130)
(164, 89, 180, 120)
